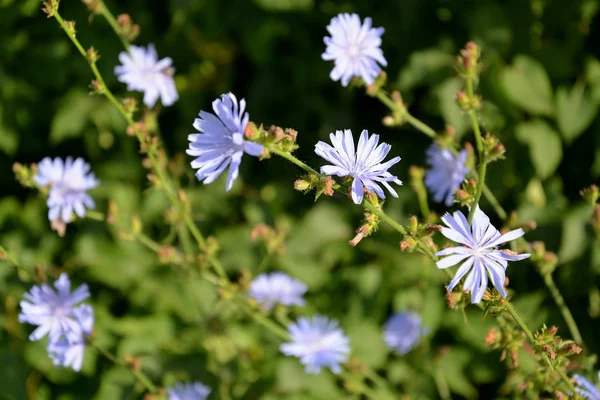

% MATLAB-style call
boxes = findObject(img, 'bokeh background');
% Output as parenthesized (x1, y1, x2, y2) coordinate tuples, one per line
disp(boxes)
(1, 0, 600, 399)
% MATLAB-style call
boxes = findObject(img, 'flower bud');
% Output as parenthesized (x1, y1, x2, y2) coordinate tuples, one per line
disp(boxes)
(294, 179, 311, 191)
(580, 184, 599, 204)
(456, 91, 470, 110)
(82, 0, 100, 12)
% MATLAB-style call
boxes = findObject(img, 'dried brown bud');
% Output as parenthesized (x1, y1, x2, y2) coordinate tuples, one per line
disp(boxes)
(541, 343, 556, 359)
(349, 225, 369, 247)
(548, 326, 559, 336)
(509, 347, 519, 368)
(323, 177, 334, 196)
(484, 328, 498, 345)
(445, 289, 456, 309)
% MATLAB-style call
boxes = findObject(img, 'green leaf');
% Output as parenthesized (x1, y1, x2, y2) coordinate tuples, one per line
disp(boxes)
(0, 106, 18, 155)
(501, 55, 554, 116)
(50, 89, 95, 144)
(397, 48, 452, 91)
(558, 204, 592, 264)
(515, 120, 563, 179)
(253, 0, 313, 11)
(346, 321, 388, 368)
(555, 85, 598, 143)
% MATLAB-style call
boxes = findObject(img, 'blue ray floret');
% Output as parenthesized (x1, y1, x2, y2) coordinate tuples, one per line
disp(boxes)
(424, 144, 469, 207)
(249, 272, 307, 309)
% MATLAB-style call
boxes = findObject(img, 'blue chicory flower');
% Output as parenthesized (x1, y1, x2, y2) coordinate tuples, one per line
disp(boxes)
(322, 13, 387, 86)
(574, 372, 600, 400)
(383, 311, 428, 355)
(315, 129, 402, 204)
(19, 273, 91, 342)
(280, 315, 350, 374)
(35, 157, 99, 223)
(435, 206, 530, 304)
(167, 381, 212, 400)
(249, 272, 307, 309)
(187, 93, 263, 191)
(424, 144, 469, 207)
(114, 44, 178, 108)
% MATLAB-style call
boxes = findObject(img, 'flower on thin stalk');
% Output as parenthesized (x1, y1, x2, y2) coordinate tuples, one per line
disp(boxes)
(280, 315, 350, 374)
(424, 144, 469, 207)
(315, 129, 402, 204)
(115, 44, 178, 108)
(383, 311, 428, 355)
(167, 381, 212, 400)
(35, 157, 99, 224)
(187, 93, 263, 191)
(249, 272, 307, 309)
(322, 13, 387, 86)
(435, 206, 530, 304)
(574, 372, 600, 400)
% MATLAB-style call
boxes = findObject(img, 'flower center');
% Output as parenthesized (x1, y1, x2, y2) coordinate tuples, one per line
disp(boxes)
(348, 44, 360, 58)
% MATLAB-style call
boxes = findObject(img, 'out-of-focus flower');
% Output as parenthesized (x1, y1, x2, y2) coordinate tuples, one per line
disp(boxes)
(424, 144, 469, 207)
(187, 93, 263, 191)
(435, 206, 530, 304)
(322, 13, 387, 86)
(19, 273, 91, 342)
(35, 157, 99, 223)
(280, 315, 350, 374)
(249, 272, 307, 309)
(47, 304, 94, 372)
(315, 129, 402, 204)
(383, 311, 427, 355)
(167, 381, 212, 400)
(574, 372, 600, 400)
(115, 44, 178, 108)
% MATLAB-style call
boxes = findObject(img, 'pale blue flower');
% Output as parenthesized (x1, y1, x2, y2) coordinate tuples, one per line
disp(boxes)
(187, 93, 263, 191)
(115, 44, 178, 108)
(424, 144, 469, 207)
(322, 13, 387, 86)
(35, 157, 99, 223)
(383, 311, 427, 355)
(249, 272, 307, 309)
(574, 372, 600, 400)
(315, 129, 402, 204)
(47, 304, 94, 372)
(435, 206, 530, 304)
(19, 273, 91, 342)
(280, 315, 350, 374)
(167, 381, 212, 400)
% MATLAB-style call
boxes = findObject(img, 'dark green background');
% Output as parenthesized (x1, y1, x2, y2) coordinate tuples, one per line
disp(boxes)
(1, 0, 600, 399)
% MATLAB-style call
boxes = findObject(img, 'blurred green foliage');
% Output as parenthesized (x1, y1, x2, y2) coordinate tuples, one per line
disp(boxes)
(1, 0, 600, 399)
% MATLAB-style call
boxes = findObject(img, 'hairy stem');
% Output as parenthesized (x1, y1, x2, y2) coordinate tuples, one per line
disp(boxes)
(465, 79, 486, 224)
(374, 91, 436, 138)
(97, 1, 130, 51)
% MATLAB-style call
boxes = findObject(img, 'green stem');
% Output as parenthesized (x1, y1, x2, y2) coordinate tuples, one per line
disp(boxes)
(374, 92, 436, 138)
(0, 244, 31, 280)
(468, 160, 487, 224)
(236, 298, 290, 341)
(362, 200, 407, 235)
(97, 1, 130, 51)
(542, 273, 584, 345)
(465, 78, 486, 225)
(177, 225, 195, 261)
(85, 210, 105, 221)
(91, 343, 157, 393)
(433, 368, 451, 400)
(137, 233, 162, 253)
(269, 147, 318, 175)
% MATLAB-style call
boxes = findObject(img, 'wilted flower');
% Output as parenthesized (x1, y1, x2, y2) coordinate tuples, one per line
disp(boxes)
(114, 44, 178, 108)
(35, 157, 99, 223)
(19, 273, 91, 342)
(280, 315, 350, 374)
(424, 144, 469, 206)
(187, 93, 263, 191)
(322, 13, 387, 86)
(574, 372, 600, 400)
(435, 206, 530, 304)
(315, 129, 402, 204)
(249, 272, 307, 309)
(383, 311, 427, 355)
(47, 304, 94, 372)
(167, 381, 212, 400)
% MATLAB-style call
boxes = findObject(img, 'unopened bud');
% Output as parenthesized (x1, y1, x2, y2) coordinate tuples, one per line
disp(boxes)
(82, 0, 100, 12)
(548, 325, 559, 336)
(484, 328, 499, 345)
(456, 91, 469, 109)
(541, 344, 556, 359)
(244, 122, 258, 139)
(323, 177, 334, 196)
(408, 216, 418, 234)
(294, 179, 310, 191)
(382, 115, 396, 127)
(580, 184, 599, 204)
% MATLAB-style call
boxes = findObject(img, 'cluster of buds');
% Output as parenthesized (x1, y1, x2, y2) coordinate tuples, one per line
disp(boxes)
(349, 206, 380, 247)
(41, 0, 59, 18)
(399, 215, 440, 252)
(244, 123, 298, 154)
(482, 134, 506, 163)
(381, 90, 407, 127)
(121, 98, 138, 120)
(293, 173, 337, 200)
(456, 179, 477, 208)
(529, 241, 558, 276)
(86, 46, 100, 64)
(157, 245, 184, 265)
(457, 41, 481, 79)
(534, 325, 582, 363)
(250, 223, 286, 256)
(456, 90, 481, 112)
(484, 326, 525, 368)
(580, 184, 599, 205)
(13, 162, 38, 189)
(117, 14, 140, 42)
(117, 216, 143, 241)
